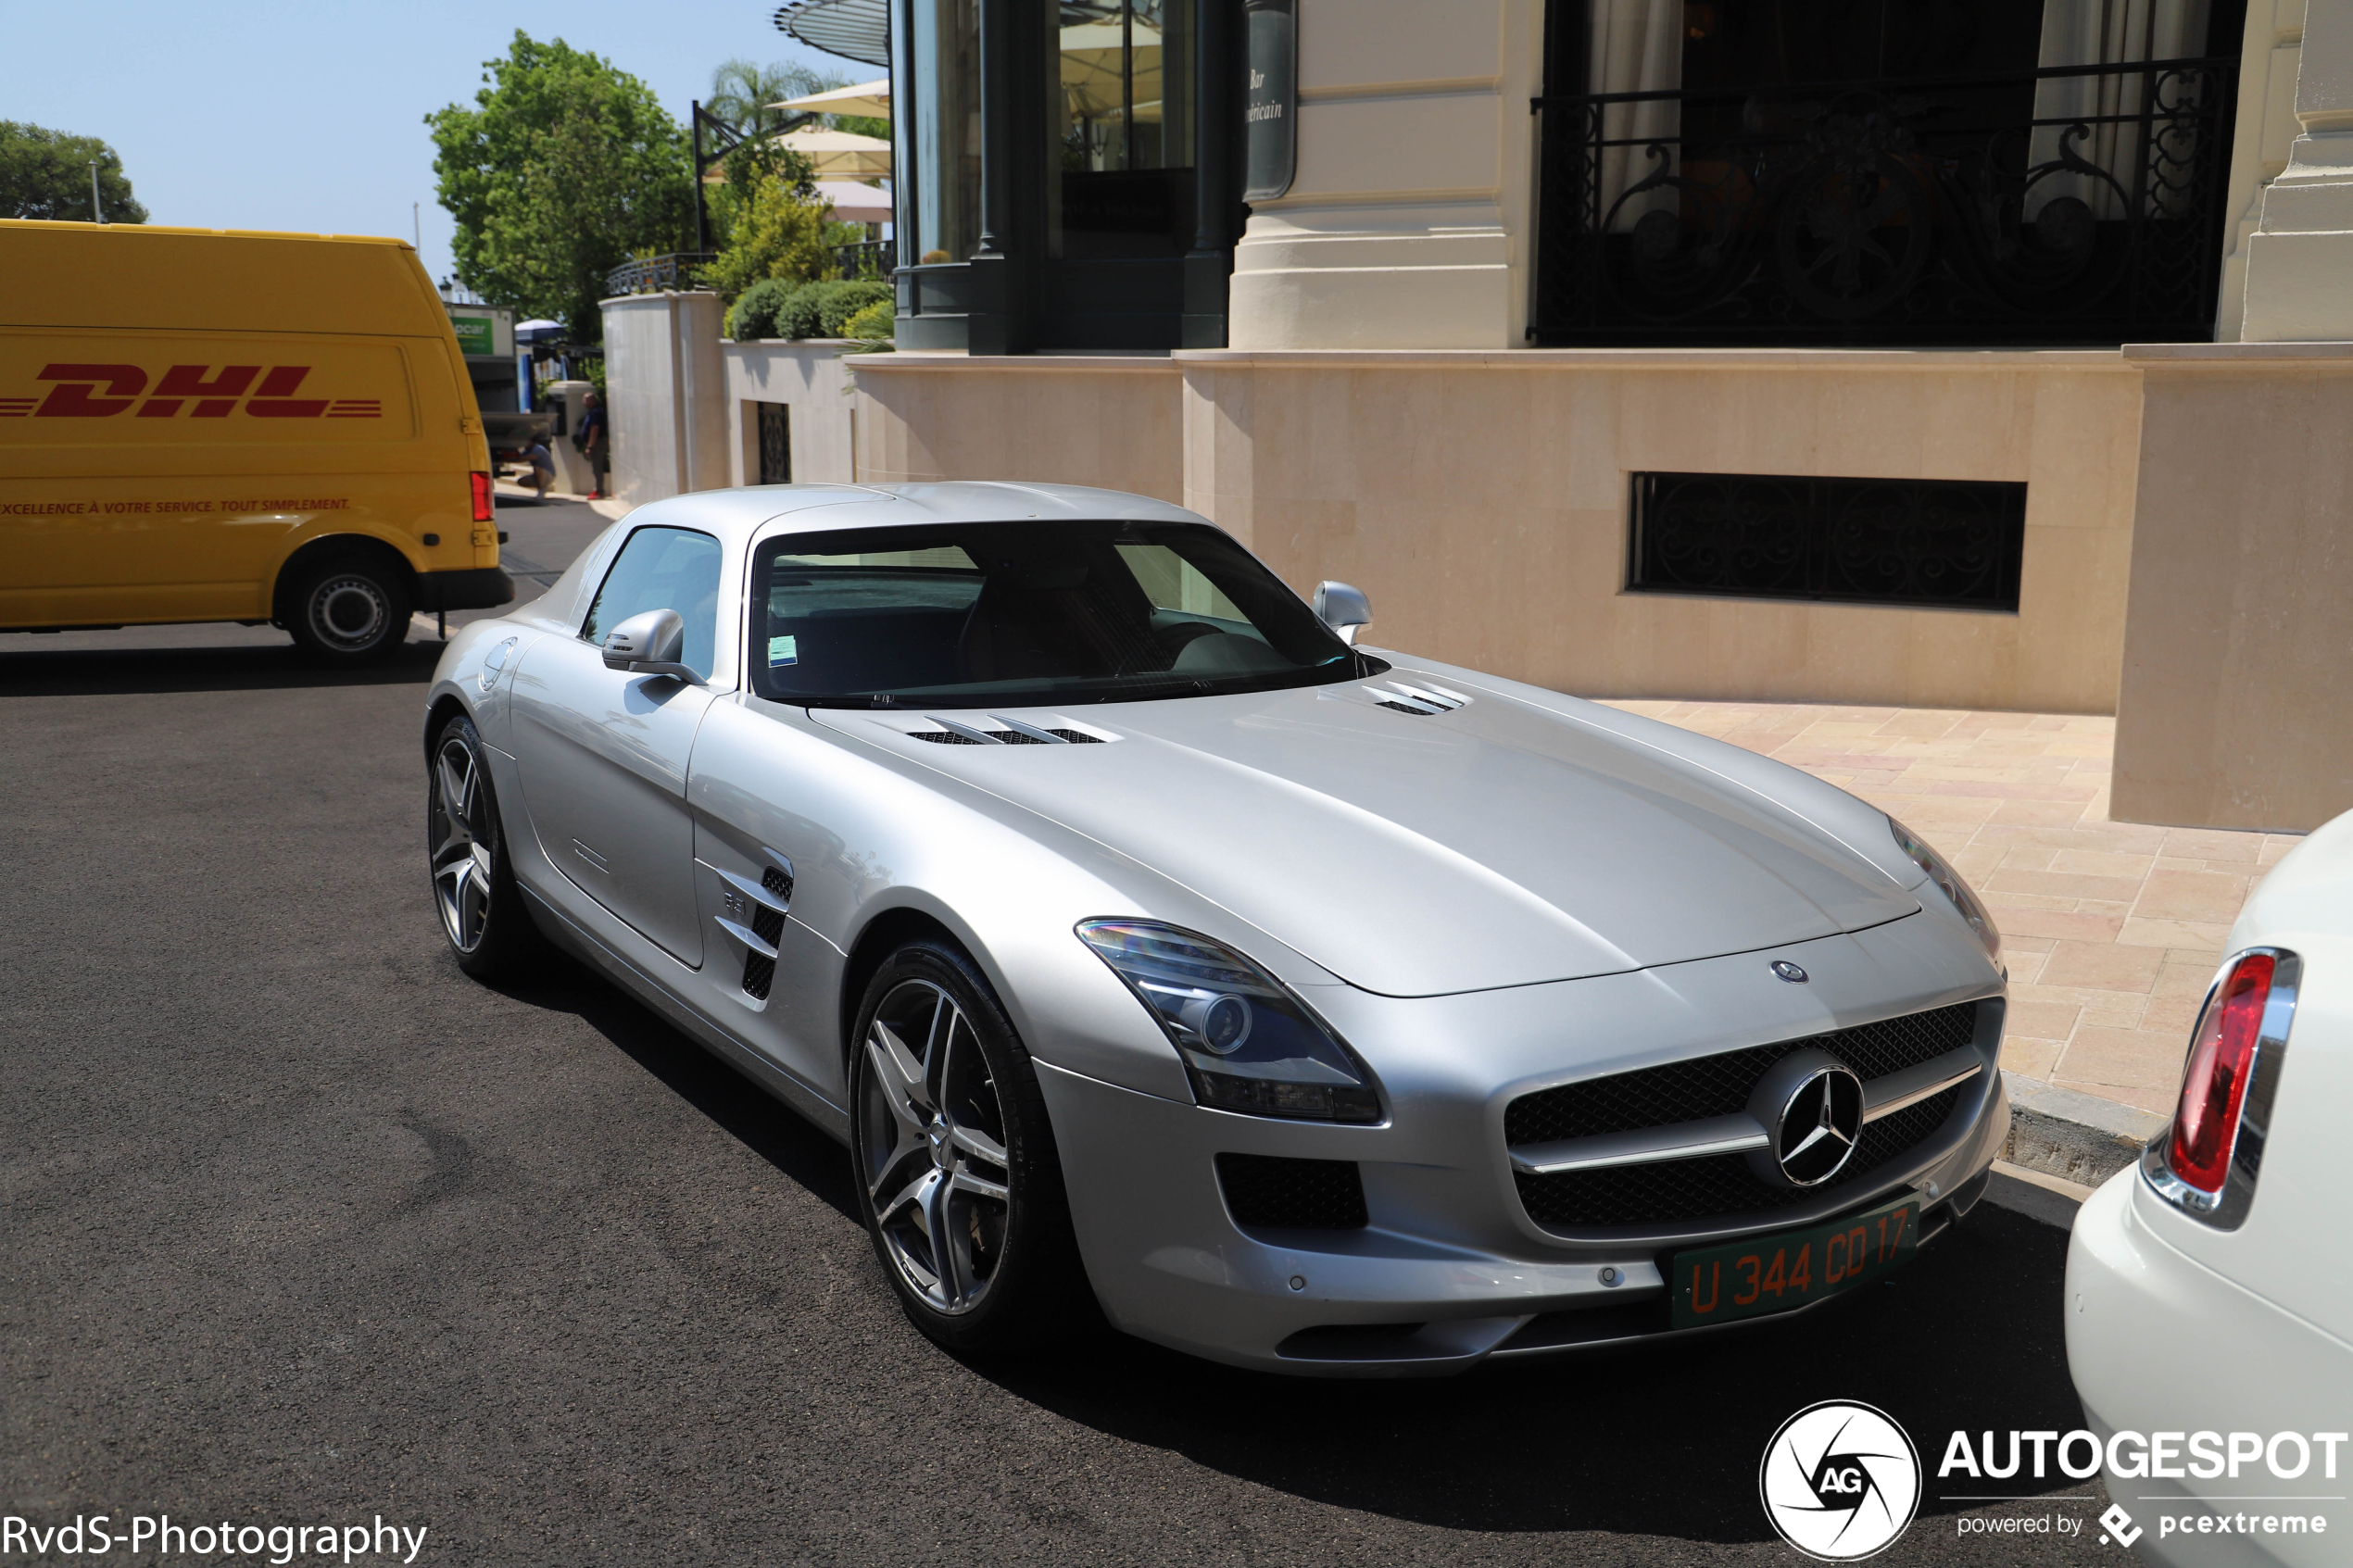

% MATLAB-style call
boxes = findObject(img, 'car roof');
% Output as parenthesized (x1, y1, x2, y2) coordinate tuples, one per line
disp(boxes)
(613, 481, 1209, 550)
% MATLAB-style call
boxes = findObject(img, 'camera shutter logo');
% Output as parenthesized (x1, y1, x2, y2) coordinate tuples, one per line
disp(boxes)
(1759, 1400, 1921, 1560)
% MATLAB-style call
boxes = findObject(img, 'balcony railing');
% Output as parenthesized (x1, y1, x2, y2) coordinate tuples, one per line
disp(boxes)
(604, 252, 718, 297)
(834, 239, 891, 280)
(1531, 56, 2237, 347)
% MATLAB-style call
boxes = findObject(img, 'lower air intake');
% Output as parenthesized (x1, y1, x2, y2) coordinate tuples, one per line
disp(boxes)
(1215, 1153, 1368, 1230)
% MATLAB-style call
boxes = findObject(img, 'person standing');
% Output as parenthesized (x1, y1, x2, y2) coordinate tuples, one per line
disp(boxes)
(575, 391, 609, 500)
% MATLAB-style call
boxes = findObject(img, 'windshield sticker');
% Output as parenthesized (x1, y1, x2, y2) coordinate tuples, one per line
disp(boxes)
(768, 634, 799, 668)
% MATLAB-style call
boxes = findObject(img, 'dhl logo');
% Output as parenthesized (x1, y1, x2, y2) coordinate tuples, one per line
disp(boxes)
(0, 365, 381, 420)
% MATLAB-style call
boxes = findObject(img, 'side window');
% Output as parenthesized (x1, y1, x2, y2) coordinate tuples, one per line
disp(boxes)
(581, 526, 724, 679)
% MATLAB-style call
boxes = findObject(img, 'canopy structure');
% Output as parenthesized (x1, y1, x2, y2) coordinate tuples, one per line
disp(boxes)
(773, 0, 888, 69)
(814, 180, 893, 224)
(770, 127, 892, 178)
(769, 79, 891, 119)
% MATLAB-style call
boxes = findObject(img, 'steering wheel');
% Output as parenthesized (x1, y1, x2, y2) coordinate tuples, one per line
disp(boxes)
(1114, 620, 1219, 676)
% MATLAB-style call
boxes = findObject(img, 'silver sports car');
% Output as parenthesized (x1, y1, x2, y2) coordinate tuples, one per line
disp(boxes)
(423, 482, 2009, 1374)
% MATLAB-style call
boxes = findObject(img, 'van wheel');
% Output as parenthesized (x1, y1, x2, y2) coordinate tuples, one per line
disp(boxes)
(284, 550, 412, 663)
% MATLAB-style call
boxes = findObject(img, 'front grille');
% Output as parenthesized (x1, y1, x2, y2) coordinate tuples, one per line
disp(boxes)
(1215, 1153, 1368, 1230)
(1516, 1085, 1965, 1229)
(741, 952, 775, 1001)
(1505, 1001, 1979, 1147)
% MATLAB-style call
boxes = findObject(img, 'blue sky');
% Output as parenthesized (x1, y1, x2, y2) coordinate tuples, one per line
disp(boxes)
(8, 2, 858, 288)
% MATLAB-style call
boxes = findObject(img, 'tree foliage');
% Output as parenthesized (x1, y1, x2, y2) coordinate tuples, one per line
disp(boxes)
(426, 32, 694, 338)
(0, 123, 147, 223)
(705, 57, 887, 142)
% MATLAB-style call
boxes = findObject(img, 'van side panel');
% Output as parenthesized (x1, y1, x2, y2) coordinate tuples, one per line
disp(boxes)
(0, 221, 500, 631)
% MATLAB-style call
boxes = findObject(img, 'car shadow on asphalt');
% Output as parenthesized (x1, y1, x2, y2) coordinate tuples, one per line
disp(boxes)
(494, 958, 2094, 1545)
(980, 1200, 2095, 1542)
(0, 638, 444, 697)
(477, 960, 864, 1226)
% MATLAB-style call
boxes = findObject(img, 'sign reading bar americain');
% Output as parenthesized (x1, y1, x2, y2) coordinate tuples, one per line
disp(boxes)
(1242, 0, 1296, 202)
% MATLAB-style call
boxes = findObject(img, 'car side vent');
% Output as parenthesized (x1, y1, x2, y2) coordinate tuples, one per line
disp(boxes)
(1366, 680, 1470, 716)
(1215, 1153, 1369, 1230)
(741, 952, 775, 1000)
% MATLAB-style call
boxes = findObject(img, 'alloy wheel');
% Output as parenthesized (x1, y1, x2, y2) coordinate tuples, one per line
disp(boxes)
(859, 980, 1013, 1315)
(429, 736, 495, 952)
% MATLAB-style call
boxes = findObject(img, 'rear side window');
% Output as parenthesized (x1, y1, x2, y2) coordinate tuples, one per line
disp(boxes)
(582, 526, 723, 679)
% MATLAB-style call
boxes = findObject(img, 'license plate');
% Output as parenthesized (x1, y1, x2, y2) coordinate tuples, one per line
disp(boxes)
(1669, 1191, 1919, 1329)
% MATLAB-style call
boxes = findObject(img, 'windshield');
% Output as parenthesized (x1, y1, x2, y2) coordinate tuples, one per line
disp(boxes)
(749, 520, 1369, 708)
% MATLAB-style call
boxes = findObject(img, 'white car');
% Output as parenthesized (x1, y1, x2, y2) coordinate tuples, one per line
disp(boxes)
(2068, 811, 2353, 1564)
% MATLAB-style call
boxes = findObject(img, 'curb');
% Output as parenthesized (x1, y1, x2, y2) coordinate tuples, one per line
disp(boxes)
(1998, 1071, 2168, 1190)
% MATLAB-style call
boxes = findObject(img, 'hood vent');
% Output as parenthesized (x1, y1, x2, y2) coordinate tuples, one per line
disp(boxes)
(881, 713, 1116, 746)
(1366, 680, 1470, 716)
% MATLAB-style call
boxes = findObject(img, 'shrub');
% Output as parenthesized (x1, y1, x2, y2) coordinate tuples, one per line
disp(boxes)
(777, 278, 892, 339)
(841, 298, 893, 341)
(727, 276, 800, 340)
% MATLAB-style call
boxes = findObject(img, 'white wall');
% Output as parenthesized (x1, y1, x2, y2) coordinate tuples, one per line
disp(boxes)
(600, 291, 728, 506)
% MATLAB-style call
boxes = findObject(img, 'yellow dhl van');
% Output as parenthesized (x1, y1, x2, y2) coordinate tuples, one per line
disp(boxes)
(0, 220, 510, 661)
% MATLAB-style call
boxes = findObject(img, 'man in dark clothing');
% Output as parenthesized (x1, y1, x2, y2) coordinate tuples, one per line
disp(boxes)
(575, 391, 609, 499)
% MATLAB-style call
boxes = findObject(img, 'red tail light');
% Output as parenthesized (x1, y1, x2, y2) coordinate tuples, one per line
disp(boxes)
(2168, 953, 2274, 1193)
(470, 470, 493, 522)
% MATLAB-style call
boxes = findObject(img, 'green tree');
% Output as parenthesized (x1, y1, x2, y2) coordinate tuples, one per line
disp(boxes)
(0, 123, 147, 223)
(426, 32, 694, 338)
(700, 143, 846, 300)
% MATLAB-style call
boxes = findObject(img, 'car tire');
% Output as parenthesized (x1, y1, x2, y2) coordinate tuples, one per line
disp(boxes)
(283, 548, 412, 663)
(427, 712, 545, 979)
(849, 938, 1094, 1354)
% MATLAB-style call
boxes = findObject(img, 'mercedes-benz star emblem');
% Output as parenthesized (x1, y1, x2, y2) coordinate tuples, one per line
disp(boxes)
(1772, 960, 1809, 983)
(1745, 1048, 1866, 1188)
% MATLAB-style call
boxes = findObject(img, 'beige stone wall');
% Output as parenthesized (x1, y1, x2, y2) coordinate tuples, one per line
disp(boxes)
(723, 339, 862, 488)
(600, 291, 728, 506)
(849, 355, 1184, 502)
(854, 347, 2145, 715)
(2113, 345, 2353, 831)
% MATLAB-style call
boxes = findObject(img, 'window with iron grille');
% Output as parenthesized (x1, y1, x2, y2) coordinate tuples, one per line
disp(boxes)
(756, 401, 791, 485)
(1627, 471, 2025, 612)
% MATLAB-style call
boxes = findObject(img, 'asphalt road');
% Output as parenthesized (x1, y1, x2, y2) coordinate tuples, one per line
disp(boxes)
(4, 497, 2122, 1566)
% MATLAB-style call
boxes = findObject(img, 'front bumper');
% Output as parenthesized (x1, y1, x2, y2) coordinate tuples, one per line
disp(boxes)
(1039, 1032, 2007, 1377)
(414, 566, 515, 612)
(2067, 1171, 2353, 1568)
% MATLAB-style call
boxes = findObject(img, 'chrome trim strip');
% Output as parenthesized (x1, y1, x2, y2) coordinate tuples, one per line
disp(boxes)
(712, 865, 788, 915)
(989, 714, 1069, 744)
(1510, 1112, 1770, 1175)
(928, 715, 1004, 745)
(714, 915, 779, 960)
(2141, 946, 2301, 1232)
(1860, 1047, 1984, 1123)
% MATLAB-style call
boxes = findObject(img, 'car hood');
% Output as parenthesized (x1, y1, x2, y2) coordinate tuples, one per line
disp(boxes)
(816, 678, 1919, 997)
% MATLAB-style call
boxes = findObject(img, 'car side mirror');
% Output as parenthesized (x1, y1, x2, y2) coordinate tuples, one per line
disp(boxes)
(1313, 581, 1372, 646)
(601, 608, 701, 683)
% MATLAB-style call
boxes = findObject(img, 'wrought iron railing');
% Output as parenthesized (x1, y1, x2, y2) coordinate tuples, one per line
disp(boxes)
(603, 252, 718, 297)
(1531, 56, 2237, 347)
(833, 239, 891, 280)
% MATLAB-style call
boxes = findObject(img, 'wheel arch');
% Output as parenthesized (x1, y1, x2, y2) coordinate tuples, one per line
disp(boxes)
(422, 691, 473, 764)
(837, 901, 1026, 1083)
(271, 533, 420, 626)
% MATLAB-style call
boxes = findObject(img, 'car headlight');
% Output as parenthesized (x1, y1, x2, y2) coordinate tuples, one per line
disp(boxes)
(1076, 920, 1383, 1123)
(1888, 816, 2000, 960)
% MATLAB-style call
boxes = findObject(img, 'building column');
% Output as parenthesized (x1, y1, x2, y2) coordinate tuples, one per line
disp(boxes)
(2239, 0, 2353, 339)
(1227, 0, 1538, 350)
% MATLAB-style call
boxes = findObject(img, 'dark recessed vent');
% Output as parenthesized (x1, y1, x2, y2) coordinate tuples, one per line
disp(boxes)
(1215, 1153, 1369, 1230)
(1048, 729, 1104, 744)
(761, 864, 794, 904)
(1377, 700, 1426, 715)
(1629, 471, 2026, 612)
(741, 952, 775, 1001)
(909, 730, 984, 745)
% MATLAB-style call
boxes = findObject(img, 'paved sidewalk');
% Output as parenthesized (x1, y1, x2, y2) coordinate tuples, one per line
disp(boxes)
(1603, 701, 2299, 1117)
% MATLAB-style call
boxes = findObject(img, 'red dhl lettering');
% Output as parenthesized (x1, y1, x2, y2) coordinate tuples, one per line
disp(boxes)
(4, 365, 381, 420)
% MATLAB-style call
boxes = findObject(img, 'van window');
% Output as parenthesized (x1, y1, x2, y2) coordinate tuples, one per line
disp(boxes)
(582, 526, 723, 679)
